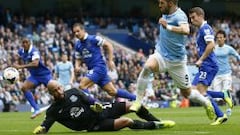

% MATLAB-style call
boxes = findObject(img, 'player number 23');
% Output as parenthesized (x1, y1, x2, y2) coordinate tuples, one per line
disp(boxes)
(199, 71, 207, 79)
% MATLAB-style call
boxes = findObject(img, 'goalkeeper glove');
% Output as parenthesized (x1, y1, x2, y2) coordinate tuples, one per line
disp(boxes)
(33, 126, 47, 134)
(90, 102, 103, 112)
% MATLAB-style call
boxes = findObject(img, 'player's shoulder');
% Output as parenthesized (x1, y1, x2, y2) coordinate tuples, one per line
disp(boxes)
(46, 103, 58, 115)
(224, 44, 233, 49)
(200, 23, 214, 35)
(175, 8, 187, 18)
(176, 8, 187, 16)
(202, 23, 213, 31)
(65, 88, 80, 95)
(87, 34, 103, 43)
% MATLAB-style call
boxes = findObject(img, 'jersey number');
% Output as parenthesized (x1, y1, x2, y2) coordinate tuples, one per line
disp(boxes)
(199, 71, 207, 79)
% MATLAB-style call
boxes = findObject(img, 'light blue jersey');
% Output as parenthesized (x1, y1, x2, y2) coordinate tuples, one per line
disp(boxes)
(156, 8, 188, 62)
(214, 44, 240, 75)
(55, 61, 73, 86)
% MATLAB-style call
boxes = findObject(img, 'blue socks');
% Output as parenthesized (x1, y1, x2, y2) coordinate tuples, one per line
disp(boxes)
(207, 90, 224, 98)
(83, 89, 90, 94)
(24, 91, 39, 111)
(207, 94, 224, 117)
(116, 89, 136, 101)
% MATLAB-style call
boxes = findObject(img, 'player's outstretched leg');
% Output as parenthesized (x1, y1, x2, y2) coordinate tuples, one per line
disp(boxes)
(129, 120, 175, 129)
(24, 91, 42, 119)
(207, 89, 233, 108)
(189, 89, 216, 120)
(135, 105, 160, 121)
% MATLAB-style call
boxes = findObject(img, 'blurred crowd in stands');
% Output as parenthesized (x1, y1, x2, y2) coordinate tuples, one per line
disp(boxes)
(0, 8, 239, 111)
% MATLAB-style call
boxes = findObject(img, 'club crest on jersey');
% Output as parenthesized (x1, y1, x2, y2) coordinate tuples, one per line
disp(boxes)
(69, 95, 78, 102)
(204, 29, 211, 35)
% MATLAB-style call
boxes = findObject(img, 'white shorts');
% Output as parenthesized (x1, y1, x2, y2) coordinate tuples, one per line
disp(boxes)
(149, 52, 191, 89)
(210, 73, 232, 91)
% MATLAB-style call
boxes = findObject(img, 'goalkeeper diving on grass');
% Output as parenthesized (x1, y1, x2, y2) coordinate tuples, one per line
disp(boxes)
(33, 80, 175, 134)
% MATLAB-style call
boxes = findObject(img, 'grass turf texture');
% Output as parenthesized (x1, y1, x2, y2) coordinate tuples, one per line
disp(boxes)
(0, 106, 239, 135)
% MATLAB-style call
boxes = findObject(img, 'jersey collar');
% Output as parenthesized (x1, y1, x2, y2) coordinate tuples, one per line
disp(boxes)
(24, 44, 33, 53)
(83, 33, 88, 40)
(200, 21, 207, 28)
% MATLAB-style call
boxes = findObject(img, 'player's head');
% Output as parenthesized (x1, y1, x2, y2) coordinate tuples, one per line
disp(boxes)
(188, 7, 205, 27)
(158, 0, 178, 14)
(47, 80, 64, 100)
(21, 37, 31, 51)
(73, 23, 86, 40)
(215, 30, 226, 46)
(61, 52, 68, 62)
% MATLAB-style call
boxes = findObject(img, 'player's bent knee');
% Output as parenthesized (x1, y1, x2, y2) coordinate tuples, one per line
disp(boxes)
(106, 89, 117, 96)
(118, 118, 133, 126)
(79, 83, 88, 90)
(180, 88, 191, 98)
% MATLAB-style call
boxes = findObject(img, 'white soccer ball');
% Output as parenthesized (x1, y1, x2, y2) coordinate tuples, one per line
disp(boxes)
(3, 67, 20, 84)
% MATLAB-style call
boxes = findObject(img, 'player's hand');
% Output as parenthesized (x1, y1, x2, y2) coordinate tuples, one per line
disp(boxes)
(33, 126, 47, 134)
(159, 18, 167, 28)
(90, 102, 103, 112)
(107, 60, 115, 71)
(195, 59, 203, 67)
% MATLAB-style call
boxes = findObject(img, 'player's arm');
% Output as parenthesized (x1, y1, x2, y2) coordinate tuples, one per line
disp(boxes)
(196, 40, 215, 67)
(74, 52, 82, 72)
(14, 52, 40, 69)
(33, 111, 56, 134)
(53, 65, 59, 79)
(229, 47, 240, 61)
(69, 63, 75, 84)
(102, 40, 115, 71)
(159, 18, 190, 35)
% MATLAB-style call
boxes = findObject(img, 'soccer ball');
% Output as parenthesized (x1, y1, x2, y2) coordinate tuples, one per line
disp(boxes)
(3, 67, 20, 84)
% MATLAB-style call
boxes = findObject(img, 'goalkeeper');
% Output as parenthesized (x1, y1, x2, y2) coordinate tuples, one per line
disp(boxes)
(33, 80, 175, 134)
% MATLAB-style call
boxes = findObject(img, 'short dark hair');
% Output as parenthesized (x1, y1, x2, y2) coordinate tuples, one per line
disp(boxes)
(189, 7, 205, 17)
(216, 30, 226, 38)
(73, 23, 85, 29)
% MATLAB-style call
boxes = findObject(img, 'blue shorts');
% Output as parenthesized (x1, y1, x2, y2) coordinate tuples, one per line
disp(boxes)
(86, 66, 111, 88)
(192, 66, 218, 86)
(27, 74, 52, 87)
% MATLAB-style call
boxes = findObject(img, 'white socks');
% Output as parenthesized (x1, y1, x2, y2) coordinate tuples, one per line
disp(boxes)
(189, 89, 209, 107)
(136, 67, 153, 101)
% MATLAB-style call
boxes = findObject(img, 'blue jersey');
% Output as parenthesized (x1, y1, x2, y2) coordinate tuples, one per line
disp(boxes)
(18, 45, 51, 76)
(192, 21, 218, 86)
(74, 34, 106, 70)
(196, 21, 218, 68)
(214, 44, 240, 75)
(156, 8, 188, 62)
(55, 61, 73, 85)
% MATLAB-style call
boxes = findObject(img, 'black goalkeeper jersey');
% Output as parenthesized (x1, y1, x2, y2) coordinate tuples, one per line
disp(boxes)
(41, 88, 99, 131)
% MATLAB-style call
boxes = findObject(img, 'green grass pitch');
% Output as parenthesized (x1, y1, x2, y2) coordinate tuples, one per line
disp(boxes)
(0, 106, 239, 135)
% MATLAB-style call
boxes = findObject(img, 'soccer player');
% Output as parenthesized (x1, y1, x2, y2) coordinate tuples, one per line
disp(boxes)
(13, 37, 53, 119)
(135, 0, 215, 120)
(73, 23, 136, 101)
(207, 30, 239, 117)
(189, 7, 231, 125)
(32, 80, 175, 134)
(210, 30, 240, 93)
(54, 52, 74, 90)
